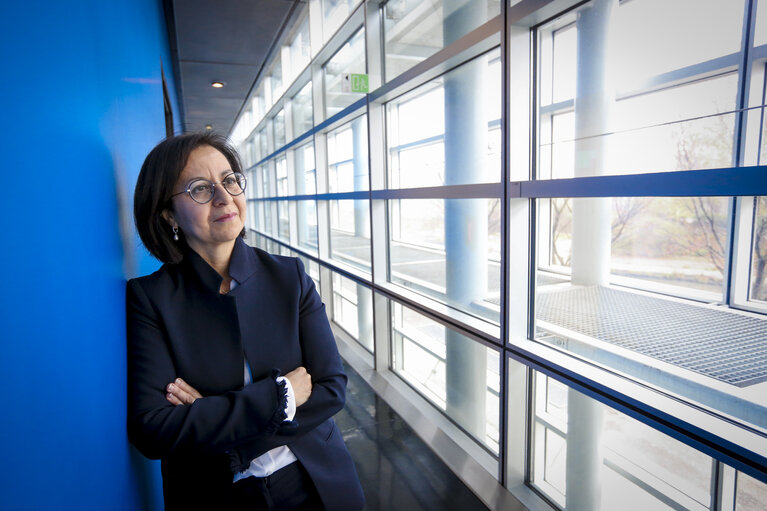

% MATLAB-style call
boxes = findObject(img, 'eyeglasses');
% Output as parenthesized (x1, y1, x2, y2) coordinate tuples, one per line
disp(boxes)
(170, 172, 247, 204)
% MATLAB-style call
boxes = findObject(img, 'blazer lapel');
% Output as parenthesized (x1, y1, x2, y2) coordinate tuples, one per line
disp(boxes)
(175, 249, 244, 394)
(228, 240, 302, 380)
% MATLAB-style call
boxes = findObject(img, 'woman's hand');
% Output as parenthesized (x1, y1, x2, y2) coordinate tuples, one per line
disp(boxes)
(285, 366, 312, 407)
(166, 378, 202, 406)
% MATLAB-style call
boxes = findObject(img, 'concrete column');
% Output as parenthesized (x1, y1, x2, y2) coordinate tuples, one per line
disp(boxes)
(356, 285, 374, 350)
(352, 116, 370, 238)
(567, 2, 616, 510)
(443, 0, 488, 440)
(351, 116, 373, 346)
(571, 0, 615, 287)
(566, 389, 604, 511)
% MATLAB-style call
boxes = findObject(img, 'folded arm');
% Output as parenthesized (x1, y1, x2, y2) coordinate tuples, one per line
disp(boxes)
(126, 279, 288, 461)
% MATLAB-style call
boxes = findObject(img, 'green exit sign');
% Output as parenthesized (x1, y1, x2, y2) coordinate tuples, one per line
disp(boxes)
(343, 73, 369, 93)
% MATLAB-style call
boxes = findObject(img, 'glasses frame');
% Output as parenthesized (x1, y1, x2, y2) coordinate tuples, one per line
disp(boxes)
(170, 172, 247, 204)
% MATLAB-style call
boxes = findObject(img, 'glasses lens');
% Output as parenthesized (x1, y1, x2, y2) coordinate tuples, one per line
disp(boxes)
(223, 173, 246, 195)
(189, 180, 215, 203)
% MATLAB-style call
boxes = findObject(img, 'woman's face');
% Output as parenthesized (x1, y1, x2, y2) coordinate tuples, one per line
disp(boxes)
(164, 145, 246, 257)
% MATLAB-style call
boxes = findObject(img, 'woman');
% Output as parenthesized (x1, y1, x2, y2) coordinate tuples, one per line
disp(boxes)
(127, 133, 365, 510)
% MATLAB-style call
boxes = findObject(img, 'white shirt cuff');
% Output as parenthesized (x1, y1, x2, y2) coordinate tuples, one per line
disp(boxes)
(275, 376, 296, 421)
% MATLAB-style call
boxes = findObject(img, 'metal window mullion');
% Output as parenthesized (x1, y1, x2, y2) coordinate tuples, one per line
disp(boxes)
(717, 463, 738, 511)
(498, 0, 512, 489)
(731, 0, 766, 313)
(365, 1, 389, 372)
(724, 0, 759, 308)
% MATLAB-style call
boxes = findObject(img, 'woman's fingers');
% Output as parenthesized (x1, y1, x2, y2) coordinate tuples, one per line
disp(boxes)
(166, 392, 184, 406)
(165, 378, 202, 405)
(174, 378, 202, 399)
(285, 366, 312, 407)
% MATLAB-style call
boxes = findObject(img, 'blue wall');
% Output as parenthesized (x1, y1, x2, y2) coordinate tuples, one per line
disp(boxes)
(0, 1, 176, 508)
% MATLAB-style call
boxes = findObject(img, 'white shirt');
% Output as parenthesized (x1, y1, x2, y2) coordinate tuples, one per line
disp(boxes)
(229, 278, 299, 482)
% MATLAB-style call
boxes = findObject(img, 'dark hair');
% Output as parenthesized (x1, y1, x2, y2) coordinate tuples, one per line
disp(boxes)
(134, 132, 246, 263)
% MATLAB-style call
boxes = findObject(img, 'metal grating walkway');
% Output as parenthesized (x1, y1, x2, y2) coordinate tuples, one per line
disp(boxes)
(536, 286, 767, 387)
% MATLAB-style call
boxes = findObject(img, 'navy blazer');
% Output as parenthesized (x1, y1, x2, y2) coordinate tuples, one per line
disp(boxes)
(127, 238, 364, 510)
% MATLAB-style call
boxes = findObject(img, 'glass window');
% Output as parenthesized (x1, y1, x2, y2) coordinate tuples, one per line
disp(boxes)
(292, 81, 313, 140)
(276, 156, 288, 197)
(271, 55, 284, 103)
(531, 373, 713, 510)
(252, 92, 265, 127)
(233, 114, 252, 152)
(327, 116, 368, 192)
(331, 272, 373, 352)
(256, 128, 267, 162)
(254, 201, 264, 235)
(295, 142, 317, 196)
(278, 201, 290, 242)
(389, 198, 500, 323)
(273, 109, 286, 150)
(391, 301, 500, 453)
(252, 165, 268, 233)
(614, 0, 744, 87)
(297, 200, 318, 254)
(295, 142, 318, 253)
(252, 232, 264, 251)
(261, 165, 273, 235)
(537, 196, 729, 300)
(383, 0, 500, 80)
(321, 0, 360, 42)
(323, 28, 366, 118)
(259, 164, 271, 197)
(538, 1, 741, 179)
(240, 137, 255, 169)
(289, 16, 311, 79)
(275, 157, 289, 241)
(387, 48, 501, 187)
(329, 199, 370, 271)
(534, 194, 767, 434)
(263, 203, 273, 236)
(756, 0, 767, 47)
(539, 23, 576, 106)
(247, 166, 258, 233)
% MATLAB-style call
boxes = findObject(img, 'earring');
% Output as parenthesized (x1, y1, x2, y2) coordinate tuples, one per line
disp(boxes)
(172, 225, 179, 241)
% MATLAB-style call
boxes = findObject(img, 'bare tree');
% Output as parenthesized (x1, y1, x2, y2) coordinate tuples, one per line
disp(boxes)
(751, 197, 767, 300)
(551, 198, 572, 266)
(689, 197, 727, 275)
(488, 198, 500, 232)
(612, 197, 647, 244)
(673, 118, 732, 280)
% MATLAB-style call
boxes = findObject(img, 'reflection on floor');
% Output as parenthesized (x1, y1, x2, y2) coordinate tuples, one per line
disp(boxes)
(336, 361, 490, 511)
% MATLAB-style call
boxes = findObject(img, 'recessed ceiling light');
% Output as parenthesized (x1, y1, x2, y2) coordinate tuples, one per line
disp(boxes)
(205, 124, 213, 131)
(211, 81, 225, 88)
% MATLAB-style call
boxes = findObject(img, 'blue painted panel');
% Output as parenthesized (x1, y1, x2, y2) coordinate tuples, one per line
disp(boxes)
(0, 1, 174, 509)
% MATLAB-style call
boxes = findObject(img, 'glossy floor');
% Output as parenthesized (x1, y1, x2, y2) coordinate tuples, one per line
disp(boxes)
(336, 362, 490, 511)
